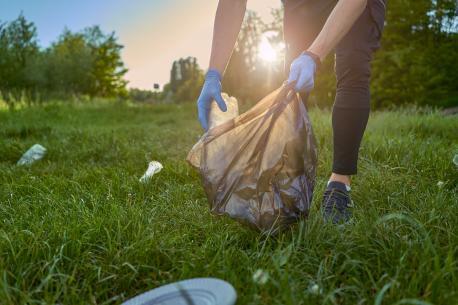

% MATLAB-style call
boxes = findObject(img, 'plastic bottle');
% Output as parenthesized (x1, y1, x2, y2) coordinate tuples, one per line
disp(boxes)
(208, 93, 239, 130)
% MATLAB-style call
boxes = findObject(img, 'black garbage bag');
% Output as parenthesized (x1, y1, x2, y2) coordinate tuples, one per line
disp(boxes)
(187, 83, 317, 232)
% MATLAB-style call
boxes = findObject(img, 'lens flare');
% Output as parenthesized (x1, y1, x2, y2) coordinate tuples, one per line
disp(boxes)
(259, 37, 277, 62)
(258, 32, 284, 63)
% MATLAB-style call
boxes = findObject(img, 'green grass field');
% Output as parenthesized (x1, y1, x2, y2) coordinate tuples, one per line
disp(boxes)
(0, 102, 457, 305)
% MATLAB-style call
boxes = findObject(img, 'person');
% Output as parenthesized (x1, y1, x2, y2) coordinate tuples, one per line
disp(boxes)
(196, 0, 386, 224)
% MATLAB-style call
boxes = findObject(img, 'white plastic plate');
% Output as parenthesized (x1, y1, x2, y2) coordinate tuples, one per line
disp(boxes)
(122, 278, 237, 305)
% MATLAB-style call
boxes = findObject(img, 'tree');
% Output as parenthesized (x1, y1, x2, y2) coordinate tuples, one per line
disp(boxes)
(83, 26, 128, 97)
(223, 11, 269, 102)
(0, 14, 39, 104)
(129, 88, 159, 103)
(0, 16, 128, 104)
(44, 29, 94, 95)
(371, 0, 458, 107)
(224, 1, 458, 108)
(174, 72, 204, 103)
(167, 56, 204, 102)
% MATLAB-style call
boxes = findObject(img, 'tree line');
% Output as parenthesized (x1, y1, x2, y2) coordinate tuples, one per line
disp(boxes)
(1, 0, 457, 109)
(0, 14, 127, 107)
(166, 0, 457, 108)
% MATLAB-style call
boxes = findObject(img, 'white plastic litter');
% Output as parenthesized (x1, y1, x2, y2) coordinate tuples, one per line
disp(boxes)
(208, 93, 239, 130)
(252, 269, 269, 285)
(17, 144, 47, 166)
(121, 278, 236, 305)
(453, 154, 458, 167)
(139, 161, 163, 183)
(307, 282, 323, 295)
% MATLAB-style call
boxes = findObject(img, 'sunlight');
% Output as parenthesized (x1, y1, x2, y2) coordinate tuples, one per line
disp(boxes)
(258, 32, 284, 64)
(259, 36, 277, 62)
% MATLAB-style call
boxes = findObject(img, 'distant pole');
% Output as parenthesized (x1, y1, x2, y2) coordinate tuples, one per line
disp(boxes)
(153, 83, 160, 102)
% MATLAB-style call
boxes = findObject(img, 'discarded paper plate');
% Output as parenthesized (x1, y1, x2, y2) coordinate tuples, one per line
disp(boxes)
(139, 161, 163, 183)
(121, 278, 237, 305)
(17, 144, 47, 166)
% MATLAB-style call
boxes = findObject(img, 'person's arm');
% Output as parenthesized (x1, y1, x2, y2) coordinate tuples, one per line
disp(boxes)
(196, 0, 247, 131)
(308, 0, 368, 61)
(209, 0, 247, 74)
(288, 0, 367, 92)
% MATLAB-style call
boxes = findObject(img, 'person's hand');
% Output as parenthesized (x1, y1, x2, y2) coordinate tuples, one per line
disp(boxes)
(197, 69, 227, 131)
(287, 52, 317, 93)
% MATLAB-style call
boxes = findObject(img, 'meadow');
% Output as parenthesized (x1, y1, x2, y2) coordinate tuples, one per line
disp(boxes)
(0, 101, 457, 305)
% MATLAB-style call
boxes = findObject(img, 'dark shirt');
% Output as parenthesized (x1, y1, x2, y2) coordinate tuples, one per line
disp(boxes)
(282, 0, 386, 6)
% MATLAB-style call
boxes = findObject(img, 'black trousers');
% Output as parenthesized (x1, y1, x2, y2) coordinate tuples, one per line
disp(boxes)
(283, 0, 386, 175)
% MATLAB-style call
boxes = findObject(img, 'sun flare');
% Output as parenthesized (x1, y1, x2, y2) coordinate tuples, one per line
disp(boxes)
(259, 37, 277, 62)
(258, 32, 284, 63)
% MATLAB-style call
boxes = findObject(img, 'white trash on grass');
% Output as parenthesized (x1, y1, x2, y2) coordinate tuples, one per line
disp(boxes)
(252, 269, 269, 285)
(139, 161, 163, 183)
(208, 93, 239, 130)
(453, 154, 458, 167)
(17, 144, 47, 166)
(307, 282, 323, 295)
(121, 278, 236, 305)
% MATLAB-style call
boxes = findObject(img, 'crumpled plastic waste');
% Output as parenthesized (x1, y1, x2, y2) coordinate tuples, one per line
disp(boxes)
(17, 144, 47, 166)
(139, 161, 163, 183)
(208, 93, 239, 130)
(187, 83, 317, 232)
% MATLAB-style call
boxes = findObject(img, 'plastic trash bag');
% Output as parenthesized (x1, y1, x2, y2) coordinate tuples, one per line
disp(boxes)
(208, 93, 239, 130)
(187, 83, 317, 232)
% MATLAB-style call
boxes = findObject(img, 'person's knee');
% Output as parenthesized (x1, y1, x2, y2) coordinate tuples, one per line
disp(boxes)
(336, 52, 371, 89)
(334, 53, 372, 109)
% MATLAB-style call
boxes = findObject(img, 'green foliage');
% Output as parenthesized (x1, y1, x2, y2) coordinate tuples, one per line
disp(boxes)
(223, 1, 458, 108)
(223, 11, 284, 103)
(83, 26, 128, 98)
(371, 0, 458, 108)
(128, 88, 160, 103)
(167, 57, 204, 103)
(174, 73, 204, 103)
(0, 15, 128, 107)
(0, 102, 457, 304)
(0, 14, 39, 104)
(314, 0, 458, 108)
(43, 29, 95, 95)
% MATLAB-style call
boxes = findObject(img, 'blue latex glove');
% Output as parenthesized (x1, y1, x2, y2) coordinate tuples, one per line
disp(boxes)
(287, 52, 317, 93)
(197, 69, 227, 131)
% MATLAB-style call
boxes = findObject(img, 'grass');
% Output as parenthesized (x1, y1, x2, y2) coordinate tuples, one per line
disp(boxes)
(0, 101, 457, 305)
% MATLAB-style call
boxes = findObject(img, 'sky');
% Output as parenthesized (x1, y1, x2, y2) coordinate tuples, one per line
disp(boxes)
(0, 0, 281, 89)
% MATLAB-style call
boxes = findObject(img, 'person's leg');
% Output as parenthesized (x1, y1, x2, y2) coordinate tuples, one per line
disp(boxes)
(283, 0, 386, 223)
(321, 0, 385, 224)
(330, 0, 386, 185)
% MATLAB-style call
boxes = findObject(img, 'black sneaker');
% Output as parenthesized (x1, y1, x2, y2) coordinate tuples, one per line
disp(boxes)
(321, 181, 353, 224)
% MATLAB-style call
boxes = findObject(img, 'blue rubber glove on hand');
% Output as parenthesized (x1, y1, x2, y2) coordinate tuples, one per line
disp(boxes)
(197, 69, 227, 131)
(287, 52, 317, 93)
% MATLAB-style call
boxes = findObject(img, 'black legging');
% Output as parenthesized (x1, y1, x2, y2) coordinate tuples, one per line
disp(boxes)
(284, 0, 386, 175)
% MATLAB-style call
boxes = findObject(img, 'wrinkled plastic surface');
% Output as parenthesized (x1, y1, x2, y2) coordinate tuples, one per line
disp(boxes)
(139, 161, 163, 183)
(208, 93, 239, 130)
(187, 84, 317, 232)
(17, 144, 47, 166)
